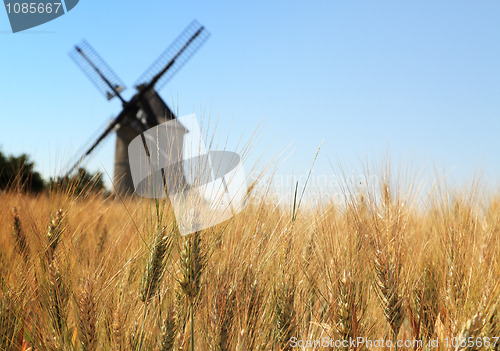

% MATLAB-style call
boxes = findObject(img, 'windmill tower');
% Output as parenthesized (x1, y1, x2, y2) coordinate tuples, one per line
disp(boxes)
(67, 20, 210, 195)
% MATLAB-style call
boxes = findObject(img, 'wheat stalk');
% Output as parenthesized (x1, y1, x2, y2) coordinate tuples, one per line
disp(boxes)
(46, 209, 64, 262)
(206, 269, 236, 351)
(409, 265, 439, 341)
(274, 274, 296, 351)
(179, 231, 205, 302)
(0, 289, 21, 350)
(78, 276, 97, 351)
(160, 306, 177, 351)
(374, 248, 405, 342)
(179, 231, 206, 351)
(141, 226, 172, 303)
(10, 207, 29, 261)
(46, 260, 70, 344)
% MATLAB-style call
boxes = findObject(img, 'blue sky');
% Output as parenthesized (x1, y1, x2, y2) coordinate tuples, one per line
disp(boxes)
(1, 1, 499, 197)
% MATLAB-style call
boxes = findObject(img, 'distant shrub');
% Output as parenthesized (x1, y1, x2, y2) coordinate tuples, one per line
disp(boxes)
(49, 168, 106, 196)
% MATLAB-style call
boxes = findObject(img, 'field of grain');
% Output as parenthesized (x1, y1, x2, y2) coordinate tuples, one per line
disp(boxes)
(1, 172, 500, 351)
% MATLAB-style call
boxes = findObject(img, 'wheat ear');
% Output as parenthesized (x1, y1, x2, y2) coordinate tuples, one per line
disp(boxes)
(78, 276, 97, 351)
(141, 226, 172, 303)
(11, 207, 29, 261)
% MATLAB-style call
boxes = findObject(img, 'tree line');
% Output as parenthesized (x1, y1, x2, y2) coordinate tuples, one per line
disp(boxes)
(0, 149, 106, 195)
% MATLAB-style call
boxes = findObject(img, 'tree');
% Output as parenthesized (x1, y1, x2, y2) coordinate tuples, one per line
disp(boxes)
(0, 150, 45, 192)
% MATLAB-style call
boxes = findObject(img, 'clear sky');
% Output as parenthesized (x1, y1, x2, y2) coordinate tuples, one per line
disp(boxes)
(1, 1, 499, 199)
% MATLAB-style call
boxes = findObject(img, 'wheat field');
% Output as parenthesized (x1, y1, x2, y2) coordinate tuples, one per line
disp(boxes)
(1, 170, 500, 351)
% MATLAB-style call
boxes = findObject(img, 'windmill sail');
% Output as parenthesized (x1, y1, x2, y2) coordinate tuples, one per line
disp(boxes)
(134, 20, 210, 91)
(69, 40, 126, 101)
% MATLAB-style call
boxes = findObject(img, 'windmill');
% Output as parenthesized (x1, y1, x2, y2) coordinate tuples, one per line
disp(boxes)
(67, 20, 210, 195)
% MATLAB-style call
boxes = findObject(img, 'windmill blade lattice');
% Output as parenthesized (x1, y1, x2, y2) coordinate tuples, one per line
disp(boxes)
(69, 40, 127, 101)
(134, 20, 210, 91)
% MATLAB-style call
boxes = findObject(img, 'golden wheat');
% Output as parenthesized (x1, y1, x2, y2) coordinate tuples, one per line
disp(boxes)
(0, 171, 500, 350)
